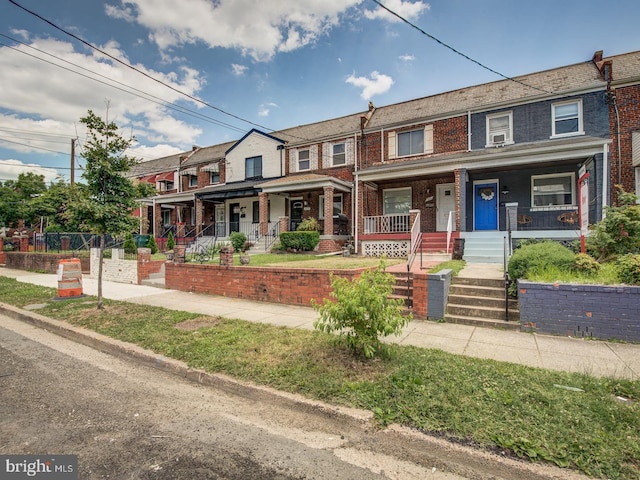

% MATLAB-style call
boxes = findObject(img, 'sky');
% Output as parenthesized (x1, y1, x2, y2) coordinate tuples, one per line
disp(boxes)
(0, 0, 639, 184)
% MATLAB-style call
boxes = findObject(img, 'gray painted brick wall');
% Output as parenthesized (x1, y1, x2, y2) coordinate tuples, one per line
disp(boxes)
(518, 280, 640, 341)
(427, 269, 452, 320)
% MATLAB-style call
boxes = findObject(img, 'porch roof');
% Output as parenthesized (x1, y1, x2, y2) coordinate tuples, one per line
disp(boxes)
(257, 174, 352, 194)
(356, 136, 610, 182)
(195, 178, 271, 201)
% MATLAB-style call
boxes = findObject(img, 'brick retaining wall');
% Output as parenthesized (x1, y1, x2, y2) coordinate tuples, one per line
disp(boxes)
(518, 280, 640, 341)
(165, 263, 366, 306)
(5, 252, 90, 273)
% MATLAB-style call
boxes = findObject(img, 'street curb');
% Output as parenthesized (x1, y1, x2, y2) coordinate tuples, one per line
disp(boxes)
(0, 301, 591, 480)
(0, 302, 373, 429)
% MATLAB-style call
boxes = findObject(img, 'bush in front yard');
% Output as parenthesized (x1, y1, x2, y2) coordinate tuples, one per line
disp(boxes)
(508, 241, 575, 295)
(279, 231, 320, 251)
(229, 231, 247, 253)
(572, 253, 601, 276)
(617, 254, 640, 285)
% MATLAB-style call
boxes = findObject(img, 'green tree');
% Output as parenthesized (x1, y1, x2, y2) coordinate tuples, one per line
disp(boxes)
(146, 234, 158, 254)
(67, 109, 142, 308)
(166, 230, 175, 251)
(123, 232, 137, 254)
(313, 261, 410, 358)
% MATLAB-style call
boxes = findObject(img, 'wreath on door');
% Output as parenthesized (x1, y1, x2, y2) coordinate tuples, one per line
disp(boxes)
(479, 187, 495, 201)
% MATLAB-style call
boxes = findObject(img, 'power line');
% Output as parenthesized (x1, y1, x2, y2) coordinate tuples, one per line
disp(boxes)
(0, 136, 69, 155)
(0, 35, 248, 135)
(369, 0, 555, 96)
(8, 0, 278, 133)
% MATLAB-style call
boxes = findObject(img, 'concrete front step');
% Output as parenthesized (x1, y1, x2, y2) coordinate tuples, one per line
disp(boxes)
(448, 294, 518, 310)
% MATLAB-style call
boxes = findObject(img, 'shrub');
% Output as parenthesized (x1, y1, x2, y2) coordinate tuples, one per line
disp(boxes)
(587, 186, 640, 260)
(279, 231, 320, 251)
(123, 233, 137, 254)
(146, 235, 158, 254)
(572, 253, 601, 275)
(313, 261, 410, 358)
(297, 217, 319, 232)
(617, 254, 640, 285)
(229, 231, 247, 252)
(166, 231, 175, 251)
(508, 241, 575, 295)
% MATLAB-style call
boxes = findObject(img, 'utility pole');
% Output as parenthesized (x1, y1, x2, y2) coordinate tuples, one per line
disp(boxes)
(70, 138, 75, 185)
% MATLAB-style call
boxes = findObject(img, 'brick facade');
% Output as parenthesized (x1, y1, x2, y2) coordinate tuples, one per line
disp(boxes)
(609, 84, 640, 202)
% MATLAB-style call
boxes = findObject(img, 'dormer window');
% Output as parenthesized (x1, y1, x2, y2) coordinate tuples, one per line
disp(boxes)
(245, 156, 263, 179)
(486, 111, 513, 147)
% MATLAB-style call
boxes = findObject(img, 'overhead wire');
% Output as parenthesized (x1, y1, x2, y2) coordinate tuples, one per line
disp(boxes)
(369, 0, 556, 95)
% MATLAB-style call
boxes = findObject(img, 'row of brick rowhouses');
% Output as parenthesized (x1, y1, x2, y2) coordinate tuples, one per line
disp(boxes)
(129, 50, 640, 263)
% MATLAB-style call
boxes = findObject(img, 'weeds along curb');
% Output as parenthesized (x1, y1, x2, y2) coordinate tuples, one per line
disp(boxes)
(0, 302, 373, 430)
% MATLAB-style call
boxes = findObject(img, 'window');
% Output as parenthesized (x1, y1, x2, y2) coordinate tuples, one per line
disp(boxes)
(245, 156, 262, 178)
(298, 149, 310, 171)
(332, 143, 346, 166)
(158, 181, 174, 192)
(486, 112, 513, 146)
(552, 100, 583, 137)
(383, 188, 411, 214)
(398, 130, 424, 157)
(252, 201, 260, 223)
(188, 175, 198, 188)
(161, 209, 171, 225)
(319, 194, 343, 219)
(210, 171, 220, 184)
(532, 173, 575, 208)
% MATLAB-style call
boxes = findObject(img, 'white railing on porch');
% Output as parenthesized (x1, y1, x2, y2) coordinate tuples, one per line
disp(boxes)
(446, 211, 454, 254)
(363, 214, 411, 234)
(410, 211, 421, 253)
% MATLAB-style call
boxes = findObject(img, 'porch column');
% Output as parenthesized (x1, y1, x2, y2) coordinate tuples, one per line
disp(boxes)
(279, 216, 289, 233)
(154, 202, 162, 237)
(259, 192, 269, 236)
(454, 168, 467, 232)
(195, 198, 204, 235)
(323, 185, 335, 235)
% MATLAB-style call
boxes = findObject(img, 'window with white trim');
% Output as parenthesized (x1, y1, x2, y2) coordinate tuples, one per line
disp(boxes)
(298, 149, 310, 171)
(486, 111, 513, 146)
(319, 194, 343, 219)
(188, 175, 198, 188)
(531, 173, 575, 208)
(161, 209, 171, 225)
(210, 171, 220, 184)
(383, 187, 411, 214)
(332, 143, 346, 166)
(552, 100, 583, 137)
(398, 130, 424, 157)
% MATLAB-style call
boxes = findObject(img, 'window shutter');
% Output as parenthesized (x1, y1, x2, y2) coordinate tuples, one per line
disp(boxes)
(345, 138, 354, 165)
(388, 131, 396, 160)
(289, 149, 297, 172)
(310, 145, 318, 170)
(632, 131, 640, 167)
(424, 124, 434, 154)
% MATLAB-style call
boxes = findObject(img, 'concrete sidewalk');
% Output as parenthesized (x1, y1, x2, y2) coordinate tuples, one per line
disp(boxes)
(1, 266, 638, 380)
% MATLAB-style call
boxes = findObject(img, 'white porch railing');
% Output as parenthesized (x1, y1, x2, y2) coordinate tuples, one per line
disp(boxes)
(363, 214, 411, 234)
(446, 211, 454, 254)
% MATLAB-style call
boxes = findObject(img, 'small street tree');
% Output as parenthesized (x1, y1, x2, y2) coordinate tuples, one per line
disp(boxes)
(69, 109, 143, 308)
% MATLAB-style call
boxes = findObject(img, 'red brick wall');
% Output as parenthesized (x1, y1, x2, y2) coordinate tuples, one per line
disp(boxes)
(5, 253, 90, 273)
(165, 263, 365, 306)
(412, 273, 428, 318)
(137, 250, 164, 284)
(610, 84, 640, 203)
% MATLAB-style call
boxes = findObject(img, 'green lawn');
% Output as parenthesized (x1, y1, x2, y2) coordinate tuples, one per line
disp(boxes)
(0, 275, 638, 479)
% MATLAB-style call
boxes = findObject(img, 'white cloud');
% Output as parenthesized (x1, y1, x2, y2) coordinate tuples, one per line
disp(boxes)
(0, 159, 60, 183)
(231, 63, 248, 76)
(128, 144, 184, 161)
(258, 102, 279, 117)
(364, 0, 430, 22)
(0, 37, 204, 157)
(106, 0, 362, 61)
(345, 71, 394, 100)
(399, 54, 415, 62)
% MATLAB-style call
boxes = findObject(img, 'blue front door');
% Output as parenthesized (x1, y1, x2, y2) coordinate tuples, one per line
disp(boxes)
(474, 182, 498, 230)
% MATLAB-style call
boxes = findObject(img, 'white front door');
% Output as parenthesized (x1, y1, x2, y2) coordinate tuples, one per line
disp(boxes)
(436, 183, 456, 231)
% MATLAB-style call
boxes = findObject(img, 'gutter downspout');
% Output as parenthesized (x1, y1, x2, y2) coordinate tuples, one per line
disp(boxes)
(354, 132, 358, 254)
(381, 128, 385, 163)
(467, 110, 472, 151)
(152, 197, 156, 238)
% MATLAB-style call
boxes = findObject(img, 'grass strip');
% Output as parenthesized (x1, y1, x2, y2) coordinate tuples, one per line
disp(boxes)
(1, 276, 638, 479)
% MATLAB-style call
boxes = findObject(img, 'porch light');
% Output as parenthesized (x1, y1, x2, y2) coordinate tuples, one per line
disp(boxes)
(500, 185, 510, 195)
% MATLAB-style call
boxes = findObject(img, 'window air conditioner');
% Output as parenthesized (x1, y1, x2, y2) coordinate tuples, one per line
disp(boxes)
(491, 133, 506, 144)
